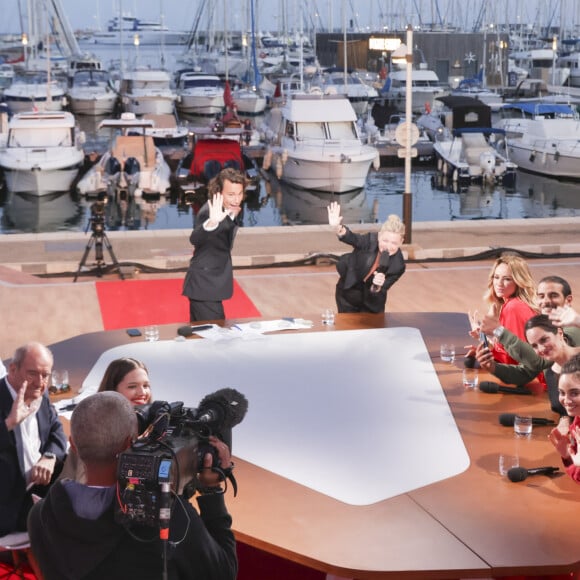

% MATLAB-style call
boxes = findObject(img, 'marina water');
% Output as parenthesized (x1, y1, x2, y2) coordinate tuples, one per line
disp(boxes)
(1, 43, 579, 234)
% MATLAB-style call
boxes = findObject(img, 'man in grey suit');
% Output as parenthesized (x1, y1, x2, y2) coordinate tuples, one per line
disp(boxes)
(182, 168, 247, 322)
(0, 342, 66, 535)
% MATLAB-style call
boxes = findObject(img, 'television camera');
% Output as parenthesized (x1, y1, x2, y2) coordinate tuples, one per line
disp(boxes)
(73, 197, 124, 281)
(116, 388, 248, 529)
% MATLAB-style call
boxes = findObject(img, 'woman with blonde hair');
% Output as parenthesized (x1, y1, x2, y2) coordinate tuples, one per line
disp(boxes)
(471, 253, 538, 365)
(327, 202, 406, 313)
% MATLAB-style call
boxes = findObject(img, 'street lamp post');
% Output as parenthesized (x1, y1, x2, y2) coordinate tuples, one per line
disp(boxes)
(402, 24, 413, 244)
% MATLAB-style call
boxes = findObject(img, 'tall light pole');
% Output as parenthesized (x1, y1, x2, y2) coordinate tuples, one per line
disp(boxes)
(403, 24, 413, 244)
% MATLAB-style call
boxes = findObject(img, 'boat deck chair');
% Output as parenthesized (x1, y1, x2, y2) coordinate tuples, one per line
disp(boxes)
(112, 135, 157, 170)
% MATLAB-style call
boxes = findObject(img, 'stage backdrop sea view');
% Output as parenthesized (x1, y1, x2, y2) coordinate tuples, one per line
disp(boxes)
(1, 43, 580, 234)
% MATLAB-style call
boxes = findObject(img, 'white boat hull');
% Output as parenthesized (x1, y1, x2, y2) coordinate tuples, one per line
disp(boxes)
(497, 111, 580, 179)
(2, 166, 81, 196)
(122, 96, 176, 116)
(69, 95, 117, 116)
(69, 91, 117, 116)
(433, 132, 517, 185)
(177, 94, 224, 117)
(5, 93, 65, 114)
(77, 150, 171, 197)
(0, 110, 85, 196)
(233, 92, 267, 116)
(267, 94, 379, 193)
(506, 142, 580, 179)
(280, 147, 378, 193)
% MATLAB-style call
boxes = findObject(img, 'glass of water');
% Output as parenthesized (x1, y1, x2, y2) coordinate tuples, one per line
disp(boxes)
(514, 415, 533, 437)
(321, 308, 335, 326)
(144, 325, 160, 342)
(440, 343, 455, 362)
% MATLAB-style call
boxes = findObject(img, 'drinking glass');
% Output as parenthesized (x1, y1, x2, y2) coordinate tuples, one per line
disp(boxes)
(144, 325, 160, 342)
(499, 454, 519, 476)
(440, 343, 455, 362)
(462, 367, 479, 389)
(321, 308, 335, 326)
(514, 415, 533, 437)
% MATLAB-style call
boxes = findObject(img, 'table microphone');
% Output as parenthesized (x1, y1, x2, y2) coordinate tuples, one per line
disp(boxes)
(177, 324, 213, 337)
(479, 381, 533, 395)
(498, 413, 556, 427)
(507, 466, 560, 482)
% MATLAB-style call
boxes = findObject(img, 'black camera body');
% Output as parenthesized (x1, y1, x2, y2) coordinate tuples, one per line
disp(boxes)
(116, 390, 247, 529)
(88, 201, 106, 235)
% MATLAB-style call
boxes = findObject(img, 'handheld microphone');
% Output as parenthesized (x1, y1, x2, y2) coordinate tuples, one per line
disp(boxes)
(499, 413, 556, 427)
(177, 324, 213, 337)
(507, 466, 560, 482)
(479, 381, 533, 395)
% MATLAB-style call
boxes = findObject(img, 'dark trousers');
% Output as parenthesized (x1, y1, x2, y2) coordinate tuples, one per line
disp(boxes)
(189, 299, 225, 322)
(335, 281, 385, 314)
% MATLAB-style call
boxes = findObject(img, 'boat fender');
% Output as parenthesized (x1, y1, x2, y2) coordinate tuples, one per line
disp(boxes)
(105, 156, 122, 176)
(554, 150, 560, 162)
(262, 148, 273, 171)
(372, 152, 380, 171)
(124, 156, 141, 176)
(452, 169, 458, 182)
(541, 152, 547, 164)
(529, 150, 536, 163)
(281, 149, 288, 165)
(275, 155, 283, 179)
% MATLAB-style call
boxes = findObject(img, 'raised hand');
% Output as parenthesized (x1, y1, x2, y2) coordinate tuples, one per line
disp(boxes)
(467, 310, 481, 340)
(327, 201, 343, 230)
(549, 305, 580, 328)
(207, 193, 228, 227)
(569, 426, 580, 467)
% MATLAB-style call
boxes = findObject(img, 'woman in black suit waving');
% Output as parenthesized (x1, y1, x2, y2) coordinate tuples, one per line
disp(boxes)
(328, 201, 406, 314)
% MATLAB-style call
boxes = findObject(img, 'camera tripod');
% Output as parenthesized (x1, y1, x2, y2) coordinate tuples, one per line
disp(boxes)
(73, 228, 124, 282)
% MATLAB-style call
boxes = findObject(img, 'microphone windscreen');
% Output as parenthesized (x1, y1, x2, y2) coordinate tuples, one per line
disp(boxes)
(499, 413, 516, 426)
(507, 467, 528, 482)
(479, 381, 500, 393)
(198, 388, 249, 428)
(177, 325, 194, 337)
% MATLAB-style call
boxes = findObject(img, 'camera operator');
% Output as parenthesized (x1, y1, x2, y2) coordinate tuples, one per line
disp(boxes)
(28, 391, 238, 580)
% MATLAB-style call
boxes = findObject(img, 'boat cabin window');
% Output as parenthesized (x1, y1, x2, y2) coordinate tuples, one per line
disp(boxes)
(295, 122, 325, 139)
(327, 121, 357, 140)
(182, 78, 221, 89)
(9, 127, 72, 148)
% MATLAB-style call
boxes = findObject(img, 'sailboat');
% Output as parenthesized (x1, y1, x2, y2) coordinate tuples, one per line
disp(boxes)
(232, 0, 267, 116)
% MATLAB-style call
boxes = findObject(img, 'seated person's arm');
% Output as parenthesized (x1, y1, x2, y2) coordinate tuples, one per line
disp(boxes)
(475, 341, 547, 386)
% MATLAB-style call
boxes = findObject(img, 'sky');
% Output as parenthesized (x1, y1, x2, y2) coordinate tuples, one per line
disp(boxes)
(3, 1, 578, 36)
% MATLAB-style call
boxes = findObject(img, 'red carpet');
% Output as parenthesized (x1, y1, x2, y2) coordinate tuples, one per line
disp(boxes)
(96, 278, 260, 330)
(0, 562, 37, 579)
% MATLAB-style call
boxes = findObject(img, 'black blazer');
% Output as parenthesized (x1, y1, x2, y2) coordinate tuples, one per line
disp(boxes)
(337, 228, 406, 292)
(0, 378, 67, 534)
(182, 203, 240, 302)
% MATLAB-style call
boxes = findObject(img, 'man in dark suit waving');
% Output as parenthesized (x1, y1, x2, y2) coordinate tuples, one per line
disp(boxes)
(182, 168, 247, 322)
(0, 342, 66, 535)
